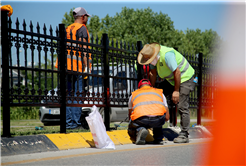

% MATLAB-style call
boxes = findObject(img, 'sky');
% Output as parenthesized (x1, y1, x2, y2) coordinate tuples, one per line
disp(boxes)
(1, 0, 245, 66)
(1, 0, 234, 39)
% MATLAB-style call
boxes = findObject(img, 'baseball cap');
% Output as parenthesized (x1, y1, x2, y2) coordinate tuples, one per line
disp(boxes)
(138, 79, 152, 89)
(73, 7, 91, 17)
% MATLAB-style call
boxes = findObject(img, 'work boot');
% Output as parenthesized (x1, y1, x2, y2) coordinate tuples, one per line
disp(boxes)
(173, 131, 189, 143)
(136, 128, 148, 145)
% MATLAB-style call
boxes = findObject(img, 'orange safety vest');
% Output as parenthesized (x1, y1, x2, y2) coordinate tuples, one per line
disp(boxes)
(55, 23, 91, 73)
(130, 86, 166, 121)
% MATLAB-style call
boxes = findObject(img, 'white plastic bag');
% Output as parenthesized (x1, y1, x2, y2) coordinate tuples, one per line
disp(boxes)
(85, 105, 115, 149)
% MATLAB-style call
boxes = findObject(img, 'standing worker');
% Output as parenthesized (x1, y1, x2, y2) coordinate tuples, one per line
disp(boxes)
(138, 43, 195, 143)
(128, 79, 169, 145)
(55, 7, 91, 129)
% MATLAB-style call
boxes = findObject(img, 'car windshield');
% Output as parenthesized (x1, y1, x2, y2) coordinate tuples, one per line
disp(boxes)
(89, 70, 103, 86)
(113, 71, 127, 90)
(88, 68, 113, 86)
(88, 66, 136, 92)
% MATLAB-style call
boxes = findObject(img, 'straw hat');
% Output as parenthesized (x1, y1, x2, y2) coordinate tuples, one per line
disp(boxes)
(137, 43, 161, 65)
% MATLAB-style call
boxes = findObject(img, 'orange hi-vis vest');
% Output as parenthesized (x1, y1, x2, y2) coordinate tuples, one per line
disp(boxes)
(130, 86, 167, 121)
(55, 23, 91, 73)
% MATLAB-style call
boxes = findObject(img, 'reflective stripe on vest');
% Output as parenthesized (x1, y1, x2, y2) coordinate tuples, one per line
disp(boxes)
(165, 56, 190, 79)
(132, 92, 163, 103)
(157, 46, 194, 86)
(131, 86, 166, 121)
(67, 54, 82, 61)
(133, 101, 166, 111)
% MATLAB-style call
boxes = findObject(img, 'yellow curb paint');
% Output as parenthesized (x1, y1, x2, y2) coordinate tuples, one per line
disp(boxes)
(106, 131, 125, 145)
(78, 132, 96, 147)
(108, 130, 132, 145)
(146, 129, 155, 142)
(106, 132, 121, 145)
(45, 133, 90, 150)
(45, 130, 157, 150)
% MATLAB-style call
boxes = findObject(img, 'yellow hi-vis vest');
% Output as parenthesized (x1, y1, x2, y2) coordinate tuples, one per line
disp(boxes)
(55, 23, 91, 73)
(131, 86, 166, 121)
(156, 46, 194, 86)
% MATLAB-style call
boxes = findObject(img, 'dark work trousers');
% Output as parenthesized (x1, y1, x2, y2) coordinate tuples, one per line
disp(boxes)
(156, 77, 195, 134)
(66, 75, 84, 129)
(128, 114, 166, 142)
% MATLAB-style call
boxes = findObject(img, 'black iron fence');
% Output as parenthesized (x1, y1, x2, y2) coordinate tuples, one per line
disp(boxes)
(1, 11, 216, 137)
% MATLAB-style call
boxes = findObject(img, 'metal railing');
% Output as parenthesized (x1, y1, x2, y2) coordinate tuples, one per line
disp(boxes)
(1, 11, 216, 137)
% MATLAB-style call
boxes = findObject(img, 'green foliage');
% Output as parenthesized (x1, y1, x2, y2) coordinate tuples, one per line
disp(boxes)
(62, 6, 224, 58)
(18, 52, 58, 101)
(0, 107, 3, 120)
(1, 107, 39, 120)
(11, 107, 39, 120)
(62, 8, 75, 28)
(201, 29, 223, 57)
(98, 7, 176, 46)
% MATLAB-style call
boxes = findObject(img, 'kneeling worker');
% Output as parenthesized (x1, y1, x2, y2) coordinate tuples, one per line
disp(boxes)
(128, 79, 170, 145)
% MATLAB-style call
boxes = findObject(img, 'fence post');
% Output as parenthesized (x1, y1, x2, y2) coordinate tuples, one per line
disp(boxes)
(1, 11, 11, 137)
(102, 33, 110, 130)
(59, 24, 67, 133)
(137, 41, 143, 83)
(197, 53, 203, 125)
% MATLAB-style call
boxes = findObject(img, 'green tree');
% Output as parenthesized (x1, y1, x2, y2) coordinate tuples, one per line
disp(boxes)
(61, 6, 224, 57)
(87, 15, 102, 38)
(19, 53, 58, 98)
(201, 29, 222, 57)
(169, 29, 185, 50)
(61, 8, 75, 28)
(181, 28, 205, 55)
(102, 7, 175, 46)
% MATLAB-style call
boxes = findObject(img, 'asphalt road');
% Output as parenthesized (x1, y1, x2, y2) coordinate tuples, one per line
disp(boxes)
(2, 138, 211, 166)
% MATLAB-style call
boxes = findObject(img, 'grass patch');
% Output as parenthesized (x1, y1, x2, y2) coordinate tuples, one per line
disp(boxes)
(1, 120, 120, 136)
(1, 107, 40, 120)
(1, 118, 214, 137)
(12, 107, 39, 120)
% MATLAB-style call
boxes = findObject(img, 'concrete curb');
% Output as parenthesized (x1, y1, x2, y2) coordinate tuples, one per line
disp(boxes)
(1, 130, 139, 156)
(1, 126, 212, 156)
(1, 135, 59, 156)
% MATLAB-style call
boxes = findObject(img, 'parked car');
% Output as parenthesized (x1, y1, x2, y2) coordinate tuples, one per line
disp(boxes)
(90, 65, 138, 122)
(39, 88, 92, 126)
(39, 65, 138, 127)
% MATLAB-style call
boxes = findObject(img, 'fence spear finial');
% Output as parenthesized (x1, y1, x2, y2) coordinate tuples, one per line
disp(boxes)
(15, 17, 19, 30)
(30, 21, 33, 32)
(36, 22, 40, 34)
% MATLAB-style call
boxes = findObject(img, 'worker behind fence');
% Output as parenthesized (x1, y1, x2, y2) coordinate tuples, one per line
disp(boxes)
(128, 79, 170, 145)
(55, 7, 91, 129)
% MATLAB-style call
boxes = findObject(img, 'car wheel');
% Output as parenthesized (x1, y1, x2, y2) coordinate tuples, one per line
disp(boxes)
(99, 107, 112, 122)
